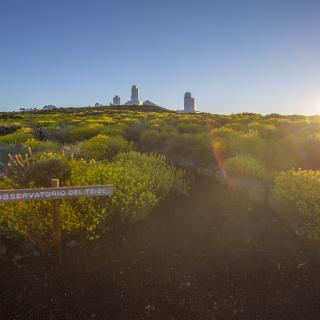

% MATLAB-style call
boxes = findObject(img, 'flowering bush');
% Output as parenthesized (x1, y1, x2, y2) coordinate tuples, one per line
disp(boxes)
(0, 152, 187, 247)
(273, 169, 320, 240)
(79, 134, 132, 160)
(22, 138, 59, 153)
(225, 154, 266, 178)
(0, 128, 33, 145)
(212, 127, 266, 159)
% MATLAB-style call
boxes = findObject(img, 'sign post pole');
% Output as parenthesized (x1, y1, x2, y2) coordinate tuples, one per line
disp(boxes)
(51, 178, 61, 264)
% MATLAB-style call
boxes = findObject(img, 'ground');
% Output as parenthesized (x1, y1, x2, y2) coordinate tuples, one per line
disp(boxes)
(1, 179, 320, 319)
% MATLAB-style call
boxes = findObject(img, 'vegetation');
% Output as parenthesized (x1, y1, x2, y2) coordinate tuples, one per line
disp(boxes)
(1, 106, 320, 248)
(274, 169, 320, 240)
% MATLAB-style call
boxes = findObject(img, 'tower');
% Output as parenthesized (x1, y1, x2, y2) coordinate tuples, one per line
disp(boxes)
(113, 95, 121, 106)
(125, 84, 143, 106)
(131, 85, 139, 101)
(184, 92, 195, 113)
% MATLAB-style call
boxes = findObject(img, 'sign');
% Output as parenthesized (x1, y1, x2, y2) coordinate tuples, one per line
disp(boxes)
(0, 180, 114, 263)
(0, 185, 113, 203)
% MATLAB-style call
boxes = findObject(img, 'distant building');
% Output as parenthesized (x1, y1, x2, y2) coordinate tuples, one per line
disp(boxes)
(131, 85, 138, 101)
(125, 85, 144, 106)
(43, 105, 57, 110)
(113, 95, 121, 106)
(94, 103, 102, 108)
(19, 107, 38, 112)
(184, 92, 196, 113)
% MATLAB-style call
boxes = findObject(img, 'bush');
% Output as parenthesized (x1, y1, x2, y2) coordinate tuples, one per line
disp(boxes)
(125, 124, 148, 142)
(212, 128, 266, 159)
(166, 133, 213, 165)
(79, 134, 132, 160)
(225, 154, 266, 178)
(273, 169, 320, 240)
(176, 123, 206, 134)
(0, 124, 21, 136)
(24, 158, 72, 187)
(6, 150, 71, 187)
(42, 124, 104, 144)
(140, 130, 166, 149)
(0, 128, 33, 145)
(0, 152, 187, 247)
(23, 138, 59, 153)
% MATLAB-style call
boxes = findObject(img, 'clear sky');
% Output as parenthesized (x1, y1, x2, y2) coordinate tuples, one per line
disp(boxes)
(1, 0, 320, 114)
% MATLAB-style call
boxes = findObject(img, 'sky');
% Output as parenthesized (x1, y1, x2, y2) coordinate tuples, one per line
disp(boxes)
(1, 0, 320, 114)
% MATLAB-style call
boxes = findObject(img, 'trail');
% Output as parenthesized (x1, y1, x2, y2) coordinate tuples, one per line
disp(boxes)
(1, 179, 320, 319)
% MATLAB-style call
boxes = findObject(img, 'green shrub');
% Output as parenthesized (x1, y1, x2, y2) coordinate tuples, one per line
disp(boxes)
(42, 124, 104, 144)
(140, 130, 166, 149)
(176, 123, 206, 134)
(6, 150, 71, 187)
(166, 133, 213, 165)
(126, 124, 149, 142)
(298, 133, 320, 169)
(79, 134, 132, 160)
(0, 124, 21, 136)
(225, 154, 266, 178)
(248, 121, 277, 139)
(212, 128, 266, 159)
(0, 152, 187, 247)
(24, 158, 72, 187)
(0, 128, 33, 145)
(273, 169, 320, 240)
(23, 138, 59, 153)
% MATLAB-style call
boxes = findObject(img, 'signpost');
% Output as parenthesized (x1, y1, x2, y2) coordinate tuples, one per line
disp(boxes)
(0, 180, 114, 263)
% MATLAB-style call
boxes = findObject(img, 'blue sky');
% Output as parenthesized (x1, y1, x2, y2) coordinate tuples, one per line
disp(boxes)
(1, 0, 320, 114)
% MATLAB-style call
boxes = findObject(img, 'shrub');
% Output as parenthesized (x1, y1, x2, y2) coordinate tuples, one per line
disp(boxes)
(6, 150, 71, 187)
(22, 138, 59, 153)
(248, 122, 277, 139)
(225, 154, 266, 178)
(125, 124, 148, 142)
(0, 124, 21, 136)
(0, 128, 33, 145)
(273, 169, 320, 240)
(176, 123, 206, 134)
(298, 133, 320, 169)
(212, 128, 266, 159)
(166, 133, 213, 165)
(140, 130, 166, 149)
(79, 134, 132, 160)
(24, 158, 72, 187)
(6, 148, 33, 186)
(42, 124, 104, 144)
(0, 152, 187, 247)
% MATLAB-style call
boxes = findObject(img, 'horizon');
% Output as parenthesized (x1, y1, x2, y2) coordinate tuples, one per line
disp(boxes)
(1, 0, 320, 115)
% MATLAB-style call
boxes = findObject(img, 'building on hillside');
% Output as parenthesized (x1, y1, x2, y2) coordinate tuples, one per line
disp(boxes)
(113, 85, 161, 107)
(125, 85, 144, 106)
(113, 95, 121, 106)
(19, 107, 38, 112)
(43, 105, 57, 110)
(184, 92, 196, 113)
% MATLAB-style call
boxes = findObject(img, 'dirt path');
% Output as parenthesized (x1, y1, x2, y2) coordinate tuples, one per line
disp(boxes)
(1, 179, 320, 319)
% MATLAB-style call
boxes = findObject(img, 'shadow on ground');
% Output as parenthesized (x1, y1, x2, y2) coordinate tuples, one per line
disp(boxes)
(1, 179, 320, 319)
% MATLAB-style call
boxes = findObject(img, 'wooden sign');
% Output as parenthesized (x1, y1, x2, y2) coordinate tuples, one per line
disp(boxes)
(0, 185, 113, 203)
(0, 179, 114, 263)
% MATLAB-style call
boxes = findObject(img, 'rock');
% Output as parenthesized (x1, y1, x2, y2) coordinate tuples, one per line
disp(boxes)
(145, 305, 156, 312)
(33, 251, 41, 257)
(67, 240, 78, 249)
